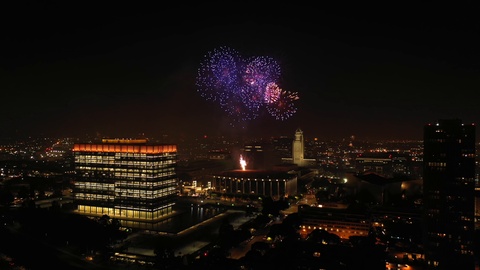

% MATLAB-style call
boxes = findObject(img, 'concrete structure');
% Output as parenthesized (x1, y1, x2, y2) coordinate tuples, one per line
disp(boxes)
(297, 204, 371, 240)
(476, 188, 480, 229)
(282, 128, 315, 167)
(293, 128, 305, 166)
(355, 152, 410, 178)
(212, 169, 297, 199)
(242, 141, 277, 170)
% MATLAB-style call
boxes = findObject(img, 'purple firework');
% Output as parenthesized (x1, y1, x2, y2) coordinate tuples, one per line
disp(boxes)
(222, 94, 260, 126)
(196, 46, 299, 125)
(196, 46, 244, 102)
(243, 57, 280, 92)
(243, 56, 281, 89)
(240, 56, 281, 111)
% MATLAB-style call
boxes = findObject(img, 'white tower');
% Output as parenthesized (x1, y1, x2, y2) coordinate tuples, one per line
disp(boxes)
(292, 128, 305, 166)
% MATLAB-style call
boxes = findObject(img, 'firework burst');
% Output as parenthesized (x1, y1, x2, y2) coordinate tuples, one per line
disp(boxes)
(266, 89, 299, 121)
(196, 46, 299, 125)
(196, 46, 243, 102)
(264, 82, 282, 104)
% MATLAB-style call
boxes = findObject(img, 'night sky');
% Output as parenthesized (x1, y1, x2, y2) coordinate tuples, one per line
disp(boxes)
(2, 2, 480, 141)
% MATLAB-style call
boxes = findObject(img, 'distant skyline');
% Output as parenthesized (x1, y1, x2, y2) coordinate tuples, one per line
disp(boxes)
(2, 2, 480, 141)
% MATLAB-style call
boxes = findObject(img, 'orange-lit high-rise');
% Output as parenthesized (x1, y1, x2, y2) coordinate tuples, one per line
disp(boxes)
(72, 138, 178, 223)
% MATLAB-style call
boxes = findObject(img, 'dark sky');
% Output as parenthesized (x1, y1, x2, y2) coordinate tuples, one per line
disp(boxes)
(2, 1, 480, 141)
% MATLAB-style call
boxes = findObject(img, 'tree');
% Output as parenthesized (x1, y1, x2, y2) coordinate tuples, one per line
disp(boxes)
(218, 217, 235, 248)
(282, 212, 301, 228)
(268, 223, 297, 241)
(0, 188, 14, 205)
(98, 214, 110, 226)
(16, 185, 30, 200)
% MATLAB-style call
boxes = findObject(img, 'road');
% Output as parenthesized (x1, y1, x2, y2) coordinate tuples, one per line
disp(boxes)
(228, 232, 266, 259)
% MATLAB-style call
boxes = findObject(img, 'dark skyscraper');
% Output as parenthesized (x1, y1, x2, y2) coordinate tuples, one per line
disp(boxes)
(423, 119, 476, 269)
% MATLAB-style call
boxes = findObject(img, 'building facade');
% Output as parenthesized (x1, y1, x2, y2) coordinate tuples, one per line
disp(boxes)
(282, 128, 315, 167)
(243, 141, 277, 170)
(355, 152, 411, 178)
(423, 119, 476, 269)
(476, 188, 480, 229)
(72, 139, 178, 222)
(293, 128, 305, 166)
(298, 205, 371, 240)
(212, 170, 297, 199)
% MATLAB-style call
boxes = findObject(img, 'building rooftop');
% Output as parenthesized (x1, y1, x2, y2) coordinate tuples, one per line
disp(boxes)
(215, 169, 296, 179)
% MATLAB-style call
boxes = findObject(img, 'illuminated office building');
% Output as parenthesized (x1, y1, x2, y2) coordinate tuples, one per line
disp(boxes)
(72, 139, 178, 222)
(423, 119, 476, 269)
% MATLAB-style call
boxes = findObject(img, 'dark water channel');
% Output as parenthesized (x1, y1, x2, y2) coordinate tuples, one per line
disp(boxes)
(128, 203, 247, 251)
